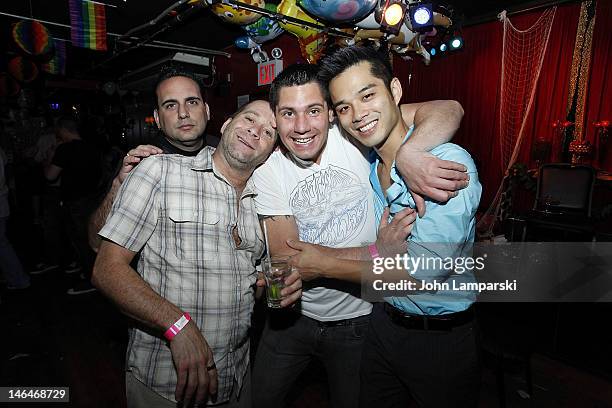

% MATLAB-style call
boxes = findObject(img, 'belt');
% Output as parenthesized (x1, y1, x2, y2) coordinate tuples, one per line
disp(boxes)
(306, 315, 365, 327)
(383, 303, 474, 331)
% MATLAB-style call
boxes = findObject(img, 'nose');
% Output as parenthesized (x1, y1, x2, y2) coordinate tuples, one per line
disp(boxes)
(352, 103, 366, 123)
(178, 104, 190, 119)
(247, 124, 262, 139)
(294, 113, 310, 134)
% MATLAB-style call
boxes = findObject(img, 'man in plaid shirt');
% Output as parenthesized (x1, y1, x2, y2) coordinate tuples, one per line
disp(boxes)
(92, 69, 302, 408)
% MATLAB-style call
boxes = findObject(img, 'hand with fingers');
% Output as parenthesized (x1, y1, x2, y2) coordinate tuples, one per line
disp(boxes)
(170, 322, 217, 407)
(395, 148, 469, 217)
(280, 267, 302, 307)
(375, 207, 417, 258)
(255, 264, 303, 305)
(285, 240, 329, 281)
(117, 145, 164, 184)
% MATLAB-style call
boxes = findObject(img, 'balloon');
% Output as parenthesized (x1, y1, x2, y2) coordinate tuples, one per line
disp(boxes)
(235, 36, 258, 50)
(243, 3, 284, 44)
(298, 32, 327, 64)
(8, 56, 39, 83)
(299, 0, 376, 24)
(0, 73, 21, 97)
(11, 20, 54, 60)
(355, 11, 380, 29)
(211, 0, 265, 25)
(277, 0, 323, 39)
(277, 0, 327, 63)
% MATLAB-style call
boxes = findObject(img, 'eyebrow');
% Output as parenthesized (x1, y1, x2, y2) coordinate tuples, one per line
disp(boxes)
(332, 83, 377, 109)
(241, 109, 259, 117)
(242, 110, 275, 128)
(277, 102, 325, 111)
(161, 96, 202, 106)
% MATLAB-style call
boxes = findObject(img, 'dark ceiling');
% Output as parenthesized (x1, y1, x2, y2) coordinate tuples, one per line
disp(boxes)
(0, 0, 565, 81)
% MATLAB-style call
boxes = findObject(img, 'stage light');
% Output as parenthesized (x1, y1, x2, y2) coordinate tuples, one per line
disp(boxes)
(385, 3, 405, 26)
(439, 43, 447, 52)
(450, 37, 463, 50)
(408, 2, 433, 33)
(429, 47, 436, 56)
(379, 0, 407, 35)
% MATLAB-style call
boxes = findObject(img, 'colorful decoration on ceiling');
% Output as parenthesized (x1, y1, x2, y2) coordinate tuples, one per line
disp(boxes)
(8, 56, 39, 83)
(209, 1, 456, 66)
(211, 0, 265, 25)
(277, 0, 327, 63)
(11, 20, 55, 60)
(69, 0, 108, 51)
(243, 3, 284, 44)
(41, 39, 67, 76)
(299, 0, 377, 24)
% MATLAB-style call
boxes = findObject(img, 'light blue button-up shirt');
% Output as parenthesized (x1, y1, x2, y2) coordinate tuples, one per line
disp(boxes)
(370, 127, 482, 315)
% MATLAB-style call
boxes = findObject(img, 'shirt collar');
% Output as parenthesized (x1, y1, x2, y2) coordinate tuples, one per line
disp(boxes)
(372, 126, 416, 213)
(191, 146, 215, 171)
(192, 146, 257, 198)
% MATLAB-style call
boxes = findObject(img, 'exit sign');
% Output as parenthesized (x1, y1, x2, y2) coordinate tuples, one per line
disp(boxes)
(258, 60, 283, 86)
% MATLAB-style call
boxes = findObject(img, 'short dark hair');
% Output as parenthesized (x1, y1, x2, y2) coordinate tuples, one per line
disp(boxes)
(230, 99, 266, 119)
(269, 63, 329, 111)
(55, 116, 79, 135)
(318, 46, 393, 91)
(153, 64, 206, 109)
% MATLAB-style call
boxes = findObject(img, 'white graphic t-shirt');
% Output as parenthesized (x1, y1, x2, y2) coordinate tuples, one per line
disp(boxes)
(253, 124, 375, 321)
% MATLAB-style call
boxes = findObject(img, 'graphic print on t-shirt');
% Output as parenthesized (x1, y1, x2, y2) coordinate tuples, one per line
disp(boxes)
(290, 165, 368, 246)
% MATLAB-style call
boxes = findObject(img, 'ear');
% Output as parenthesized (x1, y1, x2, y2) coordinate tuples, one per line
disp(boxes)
(328, 106, 334, 123)
(220, 116, 232, 134)
(204, 102, 210, 120)
(390, 77, 403, 105)
(153, 109, 160, 129)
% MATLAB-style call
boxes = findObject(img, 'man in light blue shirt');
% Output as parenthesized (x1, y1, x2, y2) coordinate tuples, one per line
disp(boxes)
(318, 46, 482, 407)
(368, 125, 481, 315)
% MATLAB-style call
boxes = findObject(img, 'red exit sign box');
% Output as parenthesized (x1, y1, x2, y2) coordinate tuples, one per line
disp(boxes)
(258, 60, 283, 86)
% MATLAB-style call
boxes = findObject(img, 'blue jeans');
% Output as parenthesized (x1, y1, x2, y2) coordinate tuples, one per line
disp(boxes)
(0, 216, 29, 288)
(252, 311, 370, 408)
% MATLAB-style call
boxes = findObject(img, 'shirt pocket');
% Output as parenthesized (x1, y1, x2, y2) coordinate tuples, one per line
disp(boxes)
(168, 208, 220, 261)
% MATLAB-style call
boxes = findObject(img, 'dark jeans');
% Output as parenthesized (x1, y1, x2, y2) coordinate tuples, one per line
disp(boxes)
(61, 198, 96, 277)
(360, 303, 481, 408)
(252, 311, 370, 408)
(0, 216, 29, 288)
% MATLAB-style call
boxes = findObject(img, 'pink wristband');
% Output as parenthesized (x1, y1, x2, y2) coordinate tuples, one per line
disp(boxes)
(164, 312, 191, 341)
(368, 244, 381, 259)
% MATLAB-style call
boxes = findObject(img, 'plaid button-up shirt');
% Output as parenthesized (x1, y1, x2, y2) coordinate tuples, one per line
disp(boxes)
(99, 147, 264, 404)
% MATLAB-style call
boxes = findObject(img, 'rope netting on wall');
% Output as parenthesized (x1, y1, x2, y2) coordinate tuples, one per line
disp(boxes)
(478, 7, 556, 238)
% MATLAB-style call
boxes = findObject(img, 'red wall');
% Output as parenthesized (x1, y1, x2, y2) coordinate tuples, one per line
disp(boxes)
(207, 34, 304, 134)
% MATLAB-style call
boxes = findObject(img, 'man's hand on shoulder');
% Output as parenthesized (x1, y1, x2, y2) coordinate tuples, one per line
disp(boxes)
(117, 144, 163, 184)
(395, 146, 469, 217)
(170, 321, 217, 406)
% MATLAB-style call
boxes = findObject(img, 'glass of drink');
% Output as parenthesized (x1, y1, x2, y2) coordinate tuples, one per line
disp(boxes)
(263, 256, 291, 308)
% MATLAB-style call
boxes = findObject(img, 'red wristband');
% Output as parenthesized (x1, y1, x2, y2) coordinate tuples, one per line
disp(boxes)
(164, 312, 191, 341)
(368, 244, 381, 259)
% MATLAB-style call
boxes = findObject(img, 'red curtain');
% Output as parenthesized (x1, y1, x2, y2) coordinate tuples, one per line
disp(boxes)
(585, 0, 612, 171)
(394, 3, 581, 207)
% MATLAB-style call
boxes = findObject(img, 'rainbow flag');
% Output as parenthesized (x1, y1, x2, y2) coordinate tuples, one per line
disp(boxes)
(42, 39, 67, 75)
(69, 0, 107, 51)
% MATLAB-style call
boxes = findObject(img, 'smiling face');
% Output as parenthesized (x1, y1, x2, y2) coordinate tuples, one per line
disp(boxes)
(328, 61, 403, 149)
(275, 82, 334, 164)
(218, 100, 277, 171)
(154, 76, 209, 151)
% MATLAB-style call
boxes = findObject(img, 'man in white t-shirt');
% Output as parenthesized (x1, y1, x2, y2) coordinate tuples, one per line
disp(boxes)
(251, 63, 468, 408)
